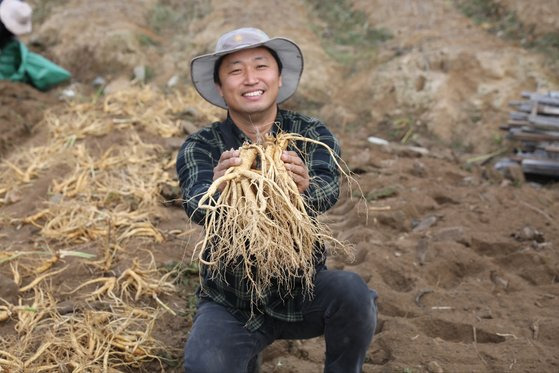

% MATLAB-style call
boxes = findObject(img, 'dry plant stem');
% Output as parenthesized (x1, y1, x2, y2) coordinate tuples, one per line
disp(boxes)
(116, 257, 176, 314)
(196, 133, 352, 304)
(0, 250, 50, 265)
(15, 288, 50, 334)
(10, 261, 21, 286)
(35, 254, 60, 274)
(23, 341, 52, 368)
(0, 351, 23, 370)
(66, 277, 118, 300)
(19, 266, 68, 293)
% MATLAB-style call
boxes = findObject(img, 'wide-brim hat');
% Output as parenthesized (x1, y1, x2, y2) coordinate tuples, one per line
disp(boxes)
(191, 27, 304, 109)
(0, 0, 32, 35)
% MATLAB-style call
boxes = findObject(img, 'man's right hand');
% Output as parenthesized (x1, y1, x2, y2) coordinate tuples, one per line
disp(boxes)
(213, 149, 241, 189)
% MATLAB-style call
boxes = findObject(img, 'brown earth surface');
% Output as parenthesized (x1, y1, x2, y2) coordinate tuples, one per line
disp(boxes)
(1, 0, 558, 372)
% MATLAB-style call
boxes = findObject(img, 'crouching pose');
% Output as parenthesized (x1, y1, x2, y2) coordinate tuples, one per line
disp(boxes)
(176, 27, 378, 373)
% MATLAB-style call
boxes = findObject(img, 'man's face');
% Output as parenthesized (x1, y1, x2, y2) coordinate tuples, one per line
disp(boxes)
(216, 47, 282, 117)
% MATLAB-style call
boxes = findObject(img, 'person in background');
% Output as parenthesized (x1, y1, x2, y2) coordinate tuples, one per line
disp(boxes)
(176, 27, 378, 373)
(0, 0, 71, 91)
(0, 0, 32, 48)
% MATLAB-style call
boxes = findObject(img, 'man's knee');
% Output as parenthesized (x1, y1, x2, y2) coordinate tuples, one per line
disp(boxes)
(184, 348, 228, 373)
(316, 271, 371, 313)
(184, 300, 254, 372)
(328, 271, 371, 303)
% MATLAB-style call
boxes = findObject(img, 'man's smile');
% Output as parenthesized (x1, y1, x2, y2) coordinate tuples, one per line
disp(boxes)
(243, 90, 264, 97)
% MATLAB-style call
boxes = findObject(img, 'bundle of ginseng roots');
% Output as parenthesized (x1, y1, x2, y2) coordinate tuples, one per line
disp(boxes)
(196, 132, 352, 304)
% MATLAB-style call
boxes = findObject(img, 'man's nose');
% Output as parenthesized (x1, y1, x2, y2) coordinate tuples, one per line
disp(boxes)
(243, 68, 258, 85)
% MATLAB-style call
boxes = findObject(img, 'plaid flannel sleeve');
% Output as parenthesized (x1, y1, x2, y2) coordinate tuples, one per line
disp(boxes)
(299, 120, 341, 214)
(176, 129, 222, 225)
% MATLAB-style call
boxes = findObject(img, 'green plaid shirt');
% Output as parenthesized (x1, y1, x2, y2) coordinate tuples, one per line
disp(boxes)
(176, 109, 341, 331)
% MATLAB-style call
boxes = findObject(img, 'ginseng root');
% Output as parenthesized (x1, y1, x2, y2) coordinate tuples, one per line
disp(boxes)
(196, 132, 352, 304)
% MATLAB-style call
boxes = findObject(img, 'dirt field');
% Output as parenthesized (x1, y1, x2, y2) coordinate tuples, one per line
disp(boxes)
(1, 0, 558, 372)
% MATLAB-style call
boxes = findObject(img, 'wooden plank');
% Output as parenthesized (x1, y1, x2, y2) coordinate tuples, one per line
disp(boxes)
(508, 130, 559, 142)
(544, 145, 559, 154)
(521, 158, 559, 177)
(529, 113, 559, 130)
(520, 92, 559, 107)
(510, 103, 559, 116)
(541, 106, 559, 116)
(510, 127, 559, 136)
(510, 111, 528, 120)
(506, 94, 559, 170)
(507, 119, 529, 126)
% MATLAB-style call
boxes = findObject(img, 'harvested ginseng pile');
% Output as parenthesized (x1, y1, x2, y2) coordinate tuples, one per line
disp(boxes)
(196, 132, 354, 303)
(0, 84, 213, 371)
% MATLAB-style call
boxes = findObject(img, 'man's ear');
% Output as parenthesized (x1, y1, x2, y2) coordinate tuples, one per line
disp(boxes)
(279, 75, 282, 88)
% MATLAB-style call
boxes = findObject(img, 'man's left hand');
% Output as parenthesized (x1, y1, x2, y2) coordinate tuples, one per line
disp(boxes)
(281, 151, 310, 193)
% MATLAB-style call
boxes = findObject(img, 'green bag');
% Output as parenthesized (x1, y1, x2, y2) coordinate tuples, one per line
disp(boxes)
(0, 39, 71, 91)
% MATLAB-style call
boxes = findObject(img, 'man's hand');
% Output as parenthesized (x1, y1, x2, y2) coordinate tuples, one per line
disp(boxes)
(213, 149, 241, 191)
(281, 150, 310, 193)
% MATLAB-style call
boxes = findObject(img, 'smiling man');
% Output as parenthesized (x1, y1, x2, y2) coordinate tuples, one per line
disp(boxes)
(216, 47, 281, 130)
(176, 27, 377, 373)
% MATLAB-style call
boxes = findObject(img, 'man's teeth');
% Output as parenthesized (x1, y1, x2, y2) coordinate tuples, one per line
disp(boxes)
(244, 90, 263, 97)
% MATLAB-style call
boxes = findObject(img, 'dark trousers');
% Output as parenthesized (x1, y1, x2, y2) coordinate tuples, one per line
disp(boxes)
(184, 270, 378, 373)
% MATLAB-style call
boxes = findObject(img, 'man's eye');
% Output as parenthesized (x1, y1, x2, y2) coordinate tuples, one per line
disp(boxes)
(230, 69, 241, 74)
(257, 64, 268, 69)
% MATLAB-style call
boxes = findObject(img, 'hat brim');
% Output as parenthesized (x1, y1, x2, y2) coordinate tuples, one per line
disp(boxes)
(191, 37, 304, 109)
